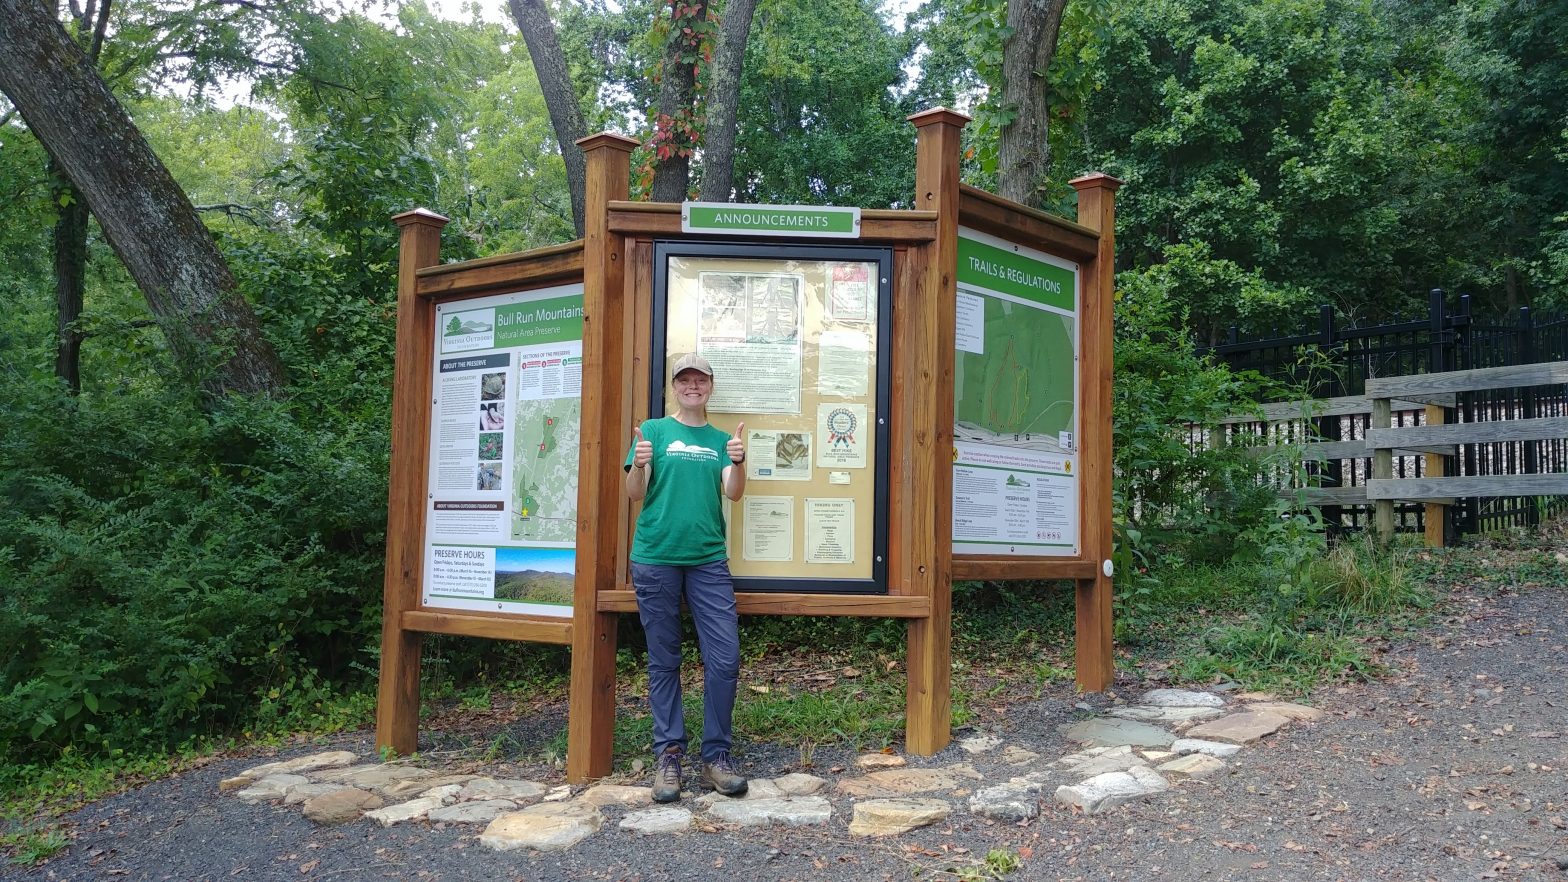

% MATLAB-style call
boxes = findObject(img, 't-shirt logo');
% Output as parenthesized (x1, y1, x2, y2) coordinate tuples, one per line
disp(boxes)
(665, 439, 719, 460)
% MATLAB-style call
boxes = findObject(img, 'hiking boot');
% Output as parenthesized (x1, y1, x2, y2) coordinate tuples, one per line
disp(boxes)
(651, 746, 684, 803)
(701, 752, 747, 797)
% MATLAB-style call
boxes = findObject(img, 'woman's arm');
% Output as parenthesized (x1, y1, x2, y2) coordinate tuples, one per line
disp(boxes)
(722, 423, 746, 501)
(625, 425, 652, 500)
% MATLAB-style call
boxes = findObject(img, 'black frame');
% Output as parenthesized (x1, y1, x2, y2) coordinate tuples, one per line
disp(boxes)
(650, 240, 893, 595)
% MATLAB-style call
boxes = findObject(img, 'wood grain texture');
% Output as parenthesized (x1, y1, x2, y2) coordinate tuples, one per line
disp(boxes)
(596, 591, 931, 617)
(957, 185, 1100, 262)
(904, 108, 966, 756)
(1292, 486, 1371, 505)
(1367, 474, 1568, 501)
(1070, 172, 1122, 694)
(1372, 397, 1395, 542)
(566, 133, 638, 783)
(952, 558, 1098, 580)
(1367, 416, 1568, 447)
(1424, 404, 1448, 548)
(377, 210, 448, 758)
(402, 610, 573, 644)
(415, 244, 584, 297)
(886, 245, 920, 597)
(1365, 361, 1568, 398)
(1221, 395, 1455, 424)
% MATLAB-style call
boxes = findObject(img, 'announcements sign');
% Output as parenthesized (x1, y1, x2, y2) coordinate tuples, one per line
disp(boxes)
(952, 228, 1081, 557)
(422, 284, 584, 617)
(652, 242, 891, 593)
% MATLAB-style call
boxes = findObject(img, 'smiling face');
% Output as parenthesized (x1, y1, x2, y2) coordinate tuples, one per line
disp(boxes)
(672, 368, 714, 411)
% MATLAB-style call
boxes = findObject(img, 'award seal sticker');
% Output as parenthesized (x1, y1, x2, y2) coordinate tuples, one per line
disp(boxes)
(826, 407, 857, 448)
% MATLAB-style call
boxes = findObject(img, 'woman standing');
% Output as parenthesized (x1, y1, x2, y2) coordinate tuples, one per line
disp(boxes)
(624, 353, 748, 803)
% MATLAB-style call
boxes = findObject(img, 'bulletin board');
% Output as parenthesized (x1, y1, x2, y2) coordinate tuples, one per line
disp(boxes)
(650, 241, 892, 594)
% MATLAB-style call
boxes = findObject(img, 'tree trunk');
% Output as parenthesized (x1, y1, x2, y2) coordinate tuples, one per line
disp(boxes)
(0, 0, 286, 397)
(51, 167, 88, 395)
(509, 0, 588, 237)
(649, 0, 709, 204)
(696, 0, 759, 202)
(996, 0, 1069, 207)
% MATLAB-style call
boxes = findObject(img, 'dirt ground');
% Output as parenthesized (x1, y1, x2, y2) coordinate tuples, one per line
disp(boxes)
(6, 561, 1567, 882)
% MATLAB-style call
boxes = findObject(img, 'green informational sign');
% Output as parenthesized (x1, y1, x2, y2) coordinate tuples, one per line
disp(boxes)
(953, 227, 1081, 557)
(683, 202, 860, 238)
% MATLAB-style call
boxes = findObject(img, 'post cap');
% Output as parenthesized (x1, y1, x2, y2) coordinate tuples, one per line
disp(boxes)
(575, 132, 641, 152)
(391, 207, 450, 227)
(907, 107, 972, 128)
(1068, 172, 1125, 192)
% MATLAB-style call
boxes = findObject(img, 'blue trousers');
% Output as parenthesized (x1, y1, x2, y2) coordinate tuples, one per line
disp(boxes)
(630, 559, 740, 762)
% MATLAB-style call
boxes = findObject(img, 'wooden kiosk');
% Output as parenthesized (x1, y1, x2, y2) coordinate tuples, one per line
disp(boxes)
(379, 109, 1120, 781)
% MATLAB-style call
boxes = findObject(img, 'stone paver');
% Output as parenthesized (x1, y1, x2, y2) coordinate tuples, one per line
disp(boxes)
(235, 774, 309, 804)
(1185, 710, 1290, 744)
(1054, 766, 1170, 814)
(1060, 718, 1176, 748)
(364, 793, 451, 828)
(848, 798, 951, 836)
(1141, 689, 1226, 708)
(236, 751, 360, 782)
(428, 799, 517, 824)
(481, 805, 602, 852)
(957, 733, 1003, 754)
(706, 796, 832, 827)
(283, 782, 349, 806)
(580, 784, 654, 808)
(382, 774, 477, 800)
(1157, 754, 1227, 781)
(302, 788, 383, 825)
(619, 806, 693, 835)
(458, 778, 547, 802)
(998, 745, 1039, 765)
(316, 765, 435, 795)
(835, 765, 983, 798)
(696, 778, 782, 805)
(1106, 705, 1225, 724)
(1170, 738, 1243, 758)
(968, 783, 1040, 821)
(1245, 700, 1326, 722)
(772, 773, 827, 795)
(855, 753, 907, 769)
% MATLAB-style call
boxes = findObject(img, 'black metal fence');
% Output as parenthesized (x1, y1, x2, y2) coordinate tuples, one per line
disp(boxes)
(1202, 291, 1568, 539)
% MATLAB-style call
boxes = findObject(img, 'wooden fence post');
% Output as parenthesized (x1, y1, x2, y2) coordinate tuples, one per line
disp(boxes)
(378, 208, 448, 757)
(905, 108, 967, 755)
(1372, 395, 1395, 544)
(1424, 289, 1449, 547)
(566, 132, 639, 782)
(1070, 173, 1122, 692)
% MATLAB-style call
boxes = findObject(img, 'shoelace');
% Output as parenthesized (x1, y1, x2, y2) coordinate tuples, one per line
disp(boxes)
(657, 752, 682, 779)
(709, 753, 737, 773)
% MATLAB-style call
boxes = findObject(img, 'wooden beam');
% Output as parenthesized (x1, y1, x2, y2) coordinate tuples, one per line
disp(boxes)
(596, 590, 931, 618)
(952, 558, 1098, 581)
(1290, 486, 1370, 505)
(1071, 172, 1122, 694)
(1365, 361, 1568, 398)
(957, 185, 1100, 262)
(1367, 417, 1568, 448)
(1220, 394, 1455, 424)
(415, 242, 584, 298)
(904, 107, 967, 757)
(1367, 473, 1568, 501)
(886, 245, 921, 596)
(377, 208, 448, 758)
(566, 132, 638, 783)
(402, 610, 573, 644)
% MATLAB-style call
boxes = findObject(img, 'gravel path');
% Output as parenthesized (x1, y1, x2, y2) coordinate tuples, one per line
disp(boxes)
(6, 579, 1565, 882)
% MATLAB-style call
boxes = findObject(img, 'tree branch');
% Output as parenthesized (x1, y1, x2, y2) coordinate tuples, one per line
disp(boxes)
(89, 0, 111, 61)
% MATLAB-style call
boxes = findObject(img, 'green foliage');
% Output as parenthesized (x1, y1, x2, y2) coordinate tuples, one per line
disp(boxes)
(0, 374, 388, 759)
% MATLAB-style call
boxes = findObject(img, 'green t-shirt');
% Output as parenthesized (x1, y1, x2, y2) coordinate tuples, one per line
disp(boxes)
(625, 416, 733, 566)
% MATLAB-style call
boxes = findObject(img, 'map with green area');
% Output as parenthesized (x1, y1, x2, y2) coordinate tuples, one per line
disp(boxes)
(955, 293, 1075, 446)
(511, 399, 581, 541)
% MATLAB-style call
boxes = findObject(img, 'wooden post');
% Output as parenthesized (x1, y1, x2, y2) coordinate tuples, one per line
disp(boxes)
(1423, 403, 1447, 547)
(1070, 173, 1122, 693)
(566, 132, 639, 782)
(905, 108, 967, 755)
(1372, 396, 1395, 544)
(377, 208, 449, 757)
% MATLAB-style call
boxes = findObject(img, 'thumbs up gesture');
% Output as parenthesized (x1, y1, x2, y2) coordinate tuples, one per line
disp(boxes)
(632, 425, 653, 469)
(727, 422, 746, 464)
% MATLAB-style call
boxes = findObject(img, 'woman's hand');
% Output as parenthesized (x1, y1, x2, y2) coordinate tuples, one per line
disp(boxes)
(727, 422, 746, 464)
(633, 426, 653, 469)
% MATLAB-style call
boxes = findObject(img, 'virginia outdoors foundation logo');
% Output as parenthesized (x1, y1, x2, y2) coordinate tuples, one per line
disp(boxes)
(442, 307, 495, 353)
(665, 440, 719, 461)
(1005, 474, 1031, 488)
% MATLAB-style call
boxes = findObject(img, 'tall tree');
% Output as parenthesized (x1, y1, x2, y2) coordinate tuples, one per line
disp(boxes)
(509, 0, 589, 235)
(995, 0, 1068, 205)
(648, 0, 710, 202)
(695, 0, 758, 201)
(0, 0, 285, 395)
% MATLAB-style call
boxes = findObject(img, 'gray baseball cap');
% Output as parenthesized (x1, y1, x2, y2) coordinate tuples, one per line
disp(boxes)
(670, 353, 714, 378)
